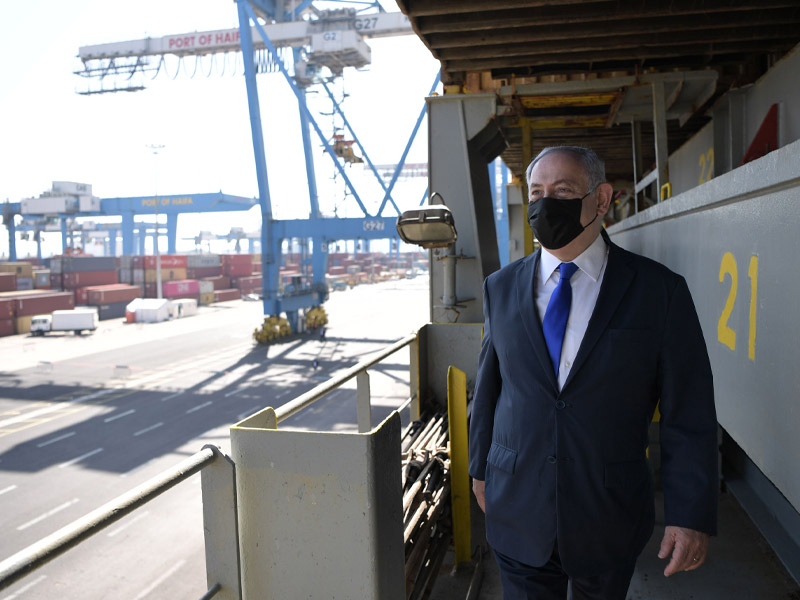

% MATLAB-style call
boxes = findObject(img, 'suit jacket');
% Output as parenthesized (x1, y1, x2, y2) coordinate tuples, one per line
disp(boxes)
(468, 231, 718, 577)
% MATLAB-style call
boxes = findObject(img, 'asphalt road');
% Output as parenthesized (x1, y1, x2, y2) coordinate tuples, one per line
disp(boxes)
(0, 276, 429, 599)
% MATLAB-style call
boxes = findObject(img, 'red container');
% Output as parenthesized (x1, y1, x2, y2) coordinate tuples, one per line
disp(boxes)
(144, 283, 157, 298)
(0, 298, 14, 319)
(214, 288, 241, 302)
(61, 270, 118, 289)
(14, 291, 75, 317)
(223, 262, 253, 277)
(143, 255, 188, 269)
(74, 287, 90, 305)
(0, 273, 15, 292)
(132, 256, 144, 268)
(162, 279, 200, 298)
(0, 318, 13, 337)
(232, 275, 262, 293)
(186, 266, 222, 279)
(87, 284, 141, 305)
(49, 274, 62, 289)
(221, 254, 252, 266)
(202, 276, 230, 290)
(252, 262, 262, 273)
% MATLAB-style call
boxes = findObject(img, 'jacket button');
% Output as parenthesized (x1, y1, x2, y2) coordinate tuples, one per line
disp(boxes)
(555, 400, 566, 409)
(547, 456, 557, 464)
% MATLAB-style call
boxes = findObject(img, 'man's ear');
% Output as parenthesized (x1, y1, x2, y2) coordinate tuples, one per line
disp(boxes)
(596, 183, 614, 215)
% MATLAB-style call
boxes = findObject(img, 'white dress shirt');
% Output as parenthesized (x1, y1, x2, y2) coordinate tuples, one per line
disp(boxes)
(535, 233, 609, 390)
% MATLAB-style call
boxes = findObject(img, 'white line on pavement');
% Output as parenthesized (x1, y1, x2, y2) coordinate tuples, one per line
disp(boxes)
(161, 392, 183, 402)
(1, 574, 47, 599)
(133, 559, 187, 600)
(103, 409, 136, 423)
(224, 387, 247, 397)
(0, 389, 115, 429)
(36, 431, 76, 447)
(58, 447, 104, 469)
(186, 401, 213, 414)
(17, 498, 79, 531)
(0, 484, 18, 496)
(107, 511, 150, 537)
(133, 422, 163, 437)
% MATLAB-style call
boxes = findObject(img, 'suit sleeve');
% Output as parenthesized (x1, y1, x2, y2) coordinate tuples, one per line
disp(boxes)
(658, 276, 718, 535)
(468, 279, 502, 481)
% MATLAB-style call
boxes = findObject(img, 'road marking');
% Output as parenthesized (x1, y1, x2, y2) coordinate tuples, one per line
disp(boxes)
(37, 432, 76, 447)
(186, 401, 213, 414)
(107, 510, 150, 537)
(103, 409, 136, 423)
(0, 484, 18, 496)
(17, 498, 79, 531)
(133, 559, 186, 600)
(134, 422, 163, 436)
(161, 392, 182, 402)
(2, 574, 47, 599)
(0, 389, 114, 429)
(58, 447, 104, 469)
(236, 406, 261, 421)
(276, 390, 291, 399)
(224, 387, 247, 397)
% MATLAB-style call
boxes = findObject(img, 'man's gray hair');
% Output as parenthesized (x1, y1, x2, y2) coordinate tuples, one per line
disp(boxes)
(525, 146, 606, 190)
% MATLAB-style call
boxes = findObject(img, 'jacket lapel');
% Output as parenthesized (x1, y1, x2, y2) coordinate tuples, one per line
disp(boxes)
(516, 250, 559, 392)
(562, 238, 635, 392)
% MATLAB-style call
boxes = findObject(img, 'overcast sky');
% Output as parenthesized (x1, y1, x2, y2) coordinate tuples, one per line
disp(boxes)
(0, 1, 440, 257)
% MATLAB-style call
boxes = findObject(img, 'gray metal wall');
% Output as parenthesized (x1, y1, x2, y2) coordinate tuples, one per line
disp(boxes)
(608, 139, 800, 514)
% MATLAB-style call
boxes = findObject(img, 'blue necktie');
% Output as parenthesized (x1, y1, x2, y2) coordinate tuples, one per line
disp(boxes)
(542, 262, 579, 376)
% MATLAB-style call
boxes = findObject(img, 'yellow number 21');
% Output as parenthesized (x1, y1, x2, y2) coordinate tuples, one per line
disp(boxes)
(717, 251, 758, 360)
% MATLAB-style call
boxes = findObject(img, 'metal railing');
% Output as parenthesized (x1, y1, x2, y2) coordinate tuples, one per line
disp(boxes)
(0, 332, 420, 598)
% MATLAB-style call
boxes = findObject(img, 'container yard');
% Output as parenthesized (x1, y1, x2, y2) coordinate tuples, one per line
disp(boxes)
(0, 251, 427, 337)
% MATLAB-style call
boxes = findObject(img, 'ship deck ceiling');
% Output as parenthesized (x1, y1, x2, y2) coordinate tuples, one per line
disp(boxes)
(394, 0, 800, 181)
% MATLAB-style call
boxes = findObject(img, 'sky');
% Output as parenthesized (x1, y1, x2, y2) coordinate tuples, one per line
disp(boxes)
(0, 0, 441, 258)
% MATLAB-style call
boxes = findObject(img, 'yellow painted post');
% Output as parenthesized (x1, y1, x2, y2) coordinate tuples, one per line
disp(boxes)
(447, 365, 471, 566)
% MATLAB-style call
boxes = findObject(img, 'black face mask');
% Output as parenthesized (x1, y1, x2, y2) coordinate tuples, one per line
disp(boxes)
(527, 190, 598, 250)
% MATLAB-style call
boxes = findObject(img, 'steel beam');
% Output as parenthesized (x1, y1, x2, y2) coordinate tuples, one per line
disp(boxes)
(651, 80, 669, 200)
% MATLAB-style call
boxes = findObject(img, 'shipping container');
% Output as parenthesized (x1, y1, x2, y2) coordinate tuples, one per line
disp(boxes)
(0, 318, 13, 337)
(201, 276, 231, 290)
(199, 291, 215, 305)
(13, 291, 75, 317)
(50, 257, 62, 274)
(186, 266, 222, 279)
(172, 298, 198, 317)
(97, 301, 128, 320)
(223, 262, 253, 277)
(133, 269, 144, 284)
(62, 270, 118, 289)
(52, 181, 92, 196)
(60, 256, 117, 273)
(232, 275, 262, 294)
(0, 298, 14, 319)
(143, 255, 187, 269)
(221, 254, 252, 266)
(15, 277, 34, 290)
(214, 289, 241, 302)
(144, 268, 187, 283)
(87, 284, 141, 305)
(119, 268, 133, 284)
(49, 273, 62, 289)
(132, 256, 144, 269)
(119, 256, 134, 269)
(14, 315, 32, 334)
(126, 298, 171, 323)
(0, 273, 16, 292)
(187, 254, 221, 268)
(198, 280, 214, 294)
(252, 262, 262, 273)
(162, 279, 200, 298)
(33, 270, 50, 288)
(74, 287, 90, 305)
(0, 262, 34, 278)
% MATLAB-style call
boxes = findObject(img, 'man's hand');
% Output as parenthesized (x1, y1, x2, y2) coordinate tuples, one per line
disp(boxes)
(472, 478, 486, 513)
(658, 525, 709, 576)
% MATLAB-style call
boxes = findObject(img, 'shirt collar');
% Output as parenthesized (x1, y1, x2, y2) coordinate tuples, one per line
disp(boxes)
(539, 232, 608, 284)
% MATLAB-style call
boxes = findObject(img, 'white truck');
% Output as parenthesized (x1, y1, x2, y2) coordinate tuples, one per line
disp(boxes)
(30, 308, 99, 335)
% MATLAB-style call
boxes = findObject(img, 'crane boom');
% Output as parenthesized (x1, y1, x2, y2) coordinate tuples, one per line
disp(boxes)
(78, 12, 411, 62)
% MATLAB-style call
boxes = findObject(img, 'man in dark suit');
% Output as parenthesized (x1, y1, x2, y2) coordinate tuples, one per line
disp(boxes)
(468, 146, 718, 599)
